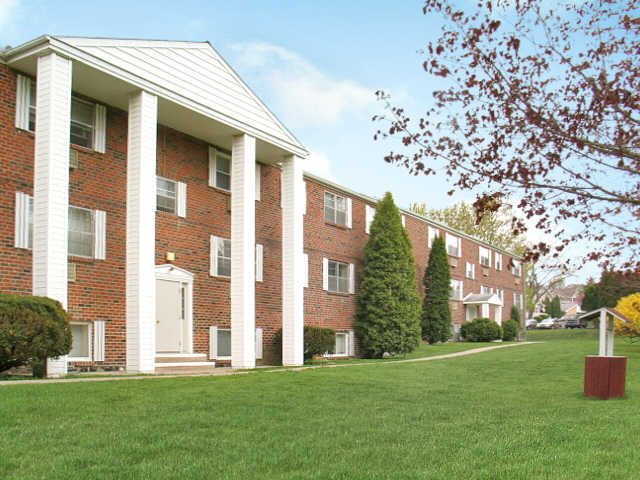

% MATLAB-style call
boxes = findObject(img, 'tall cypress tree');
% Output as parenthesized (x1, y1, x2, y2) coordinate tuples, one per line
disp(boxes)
(355, 192, 421, 357)
(421, 236, 452, 344)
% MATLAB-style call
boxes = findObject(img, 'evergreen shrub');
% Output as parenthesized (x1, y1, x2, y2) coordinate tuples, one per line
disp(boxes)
(460, 318, 503, 342)
(502, 319, 520, 341)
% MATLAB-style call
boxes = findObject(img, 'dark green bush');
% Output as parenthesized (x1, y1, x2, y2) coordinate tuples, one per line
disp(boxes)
(460, 318, 503, 342)
(272, 326, 337, 363)
(0, 294, 72, 377)
(502, 319, 520, 341)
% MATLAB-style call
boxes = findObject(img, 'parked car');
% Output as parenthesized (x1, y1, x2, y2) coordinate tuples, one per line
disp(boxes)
(565, 315, 587, 329)
(525, 319, 538, 330)
(537, 318, 557, 329)
(554, 317, 568, 329)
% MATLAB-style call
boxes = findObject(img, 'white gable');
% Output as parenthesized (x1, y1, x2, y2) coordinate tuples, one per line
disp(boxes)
(54, 37, 303, 153)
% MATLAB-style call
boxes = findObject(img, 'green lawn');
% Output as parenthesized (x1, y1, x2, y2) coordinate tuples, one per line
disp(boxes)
(1, 330, 638, 479)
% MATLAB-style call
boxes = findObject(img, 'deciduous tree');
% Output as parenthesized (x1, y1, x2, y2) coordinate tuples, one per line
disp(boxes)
(375, 0, 640, 272)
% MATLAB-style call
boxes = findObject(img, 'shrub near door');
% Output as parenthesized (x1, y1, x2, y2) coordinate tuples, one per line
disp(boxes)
(461, 318, 503, 342)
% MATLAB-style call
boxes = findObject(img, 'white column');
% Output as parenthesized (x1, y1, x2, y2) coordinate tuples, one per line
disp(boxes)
(32, 53, 72, 378)
(231, 134, 256, 368)
(606, 315, 615, 357)
(126, 90, 158, 373)
(598, 310, 607, 357)
(281, 155, 305, 366)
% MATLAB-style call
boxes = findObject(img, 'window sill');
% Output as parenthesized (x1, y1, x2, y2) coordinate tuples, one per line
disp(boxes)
(69, 356, 91, 362)
(70, 144, 96, 155)
(325, 221, 349, 230)
(326, 291, 353, 297)
(68, 255, 95, 264)
(209, 185, 231, 196)
(211, 275, 231, 282)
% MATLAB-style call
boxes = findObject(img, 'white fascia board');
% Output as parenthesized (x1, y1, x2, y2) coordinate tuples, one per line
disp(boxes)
(302, 172, 523, 260)
(3, 36, 309, 159)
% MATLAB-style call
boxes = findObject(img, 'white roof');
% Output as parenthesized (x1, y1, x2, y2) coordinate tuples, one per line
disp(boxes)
(463, 293, 503, 306)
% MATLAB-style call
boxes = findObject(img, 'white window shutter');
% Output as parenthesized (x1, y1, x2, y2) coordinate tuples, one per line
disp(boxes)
(304, 253, 309, 288)
(472, 264, 475, 279)
(458, 238, 462, 257)
(94, 104, 107, 153)
(322, 257, 329, 291)
(255, 244, 263, 282)
(93, 209, 107, 260)
(255, 328, 263, 360)
(15, 75, 31, 130)
(348, 331, 355, 356)
(177, 181, 187, 218)
(210, 235, 218, 276)
(348, 263, 355, 294)
(401, 215, 406, 228)
(365, 205, 375, 234)
(209, 325, 218, 360)
(14, 192, 31, 249)
(301, 180, 307, 215)
(255, 163, 261, 201)
(93, 320, 106, 361)
(208, 146, 216, 187)
(346, 198, 353, 228)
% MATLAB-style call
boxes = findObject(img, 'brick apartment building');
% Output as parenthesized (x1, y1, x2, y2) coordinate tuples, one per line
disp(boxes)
(0, 36, 525, 376)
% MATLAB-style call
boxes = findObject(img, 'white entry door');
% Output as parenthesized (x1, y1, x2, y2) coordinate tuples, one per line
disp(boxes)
(156, 279, 182, 352)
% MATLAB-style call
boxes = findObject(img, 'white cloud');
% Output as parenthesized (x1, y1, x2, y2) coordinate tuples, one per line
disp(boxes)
(230, 42, 375, 127)
(302, 151, 334, 180)
(0, 0, 18, 29)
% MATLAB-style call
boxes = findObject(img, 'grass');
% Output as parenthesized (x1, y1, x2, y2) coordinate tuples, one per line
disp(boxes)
(0, 330, 638, 479)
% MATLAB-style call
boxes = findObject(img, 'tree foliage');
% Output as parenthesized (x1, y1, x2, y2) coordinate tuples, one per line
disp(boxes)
(511, 305, 521, 324)
(356, 192, 422, 357)
(543, 295, 564, 318)
(582, 269, 640, 310)
(411, 201, 527, 255)
(614, 292, 640, 342)
(525, 261, 573, 317)
(375, 0, 640, 272)
(421, 235, 452, 344)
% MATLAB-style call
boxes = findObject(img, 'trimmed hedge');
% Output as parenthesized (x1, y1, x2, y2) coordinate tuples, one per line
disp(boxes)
(502, 319, 520, 341)
(461, 318, 503, 342)
(272, 326, 337, 362)
(0, 293, 72, 376)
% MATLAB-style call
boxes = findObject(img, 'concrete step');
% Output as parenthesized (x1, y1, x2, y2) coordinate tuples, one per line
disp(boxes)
(155, 354, 208, 364)
(155, 361, 217, 374)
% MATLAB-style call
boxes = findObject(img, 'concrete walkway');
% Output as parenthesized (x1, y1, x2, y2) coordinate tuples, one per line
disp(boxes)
(0, 342, 538, 386)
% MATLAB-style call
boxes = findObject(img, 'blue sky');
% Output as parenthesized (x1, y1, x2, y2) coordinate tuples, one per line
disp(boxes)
(0, 0, 599, 282)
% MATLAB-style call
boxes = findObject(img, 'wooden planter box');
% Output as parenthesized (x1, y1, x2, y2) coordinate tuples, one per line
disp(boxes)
(584, 356, 627, 400)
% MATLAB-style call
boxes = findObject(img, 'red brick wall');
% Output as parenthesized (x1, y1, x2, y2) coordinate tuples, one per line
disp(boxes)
(0, 64, 526, 369)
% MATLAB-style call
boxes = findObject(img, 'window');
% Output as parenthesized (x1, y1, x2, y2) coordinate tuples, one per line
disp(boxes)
(497, 289, 504, 302)
(495, 253, 502, 271)
(217, 328, 231, 358)
(512, 260, 522, 276)
(466, 262, 475, 280)
(156, 177, 176, 214)
(328, 260, 349, 293)
(324, 192, 348, 226)
(216, 238, 231, 278)
(428, 226, 439, 247)
(70, 98, 95, 149)
(514, 293, 523, 311)
(450, 279, 463, 300)
(335, 332, 348, 356)
(70, 323, 90, 360)
(481, 285, 493, 295)
(446, 233, 461, 257)
(479, 246, 491, 267)
(68, 207, 93, 258)
(28, 79, 36, 131)
(215, 151, 231, 191)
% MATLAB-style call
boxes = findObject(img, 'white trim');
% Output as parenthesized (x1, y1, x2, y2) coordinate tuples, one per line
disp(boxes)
(255, 327, 263, 360)
(255, 163, 262, 201)
(93, 320, 106, 361)
(210, 235, 218, 277)
(495, 253, 503, 271)
(209, 325, 217, 360)
(208, 146, 216, 188)
(14, 192, 31, 249)
(304, 253, 309, 288)
(93, 209, 107, 260)
(93, 104, 107, 153)
(365, 205, 375, 235)
(428, 226, 439, 248)
(15, 74, 31, 130)
(176, 181, 187, 218)
(401, 215, 406, 228)
(348, 263, 355, 294)
(348, 330, 355, 357)
(69, 321, 92, 362)
(322, 257, 329, 291)
(155, 264, 194, 354)
(255, 243, 263, 282)
(301, 180, 307, 215)
(346, 198, 353, 228)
